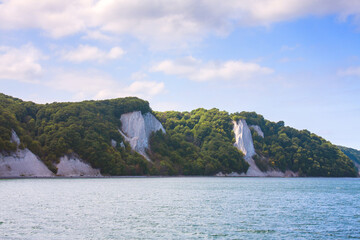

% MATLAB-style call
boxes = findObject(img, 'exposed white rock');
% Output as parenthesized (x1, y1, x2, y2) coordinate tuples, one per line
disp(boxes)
(226, 172, 242, 177)
(215, 169, 298, 177)
(0, 149, 54, 177)
(284, 170, 298, 177)
(250, 125, 264, 138)
(56, 155, 101, 177)
(233, 119, 264, 176)
(10, 130, 20, 145)
(215, 172, 225, 177)
(232, 119, 297, 177)
(119, 111, 165, 161)
(120, 142, 125, 148)
(233, 119, 256, 159)
(243, 158, 267, 177)
(143, 112, 166, 138)
(111, 139, 117, 147)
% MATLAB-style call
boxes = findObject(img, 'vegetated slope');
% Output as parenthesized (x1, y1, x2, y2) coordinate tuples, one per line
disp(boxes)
(0, 93, 357, 177)
(0, 93, 151, 175)
(338, 145, 360, 168)
(233, 112, 357, 177)
(150, 109, 249, 175)
(151, 109, 357, 177)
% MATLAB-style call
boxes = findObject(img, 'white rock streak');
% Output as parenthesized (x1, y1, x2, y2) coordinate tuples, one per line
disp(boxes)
(0, 130, 53, 177)
(0, 149, 54, 177)
(250, 125, 264, 138)
(232, 119, 296, 177)
(10, 129, 20, 145)
(56, 155, 101, 177)
(119, 111, 165, 161)
(233, 119, 256, 159)
(233, 119, 264, 176)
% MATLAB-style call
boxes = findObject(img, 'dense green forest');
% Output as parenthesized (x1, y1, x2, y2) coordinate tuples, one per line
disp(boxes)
(338, 146, 360, 168)
(231, 112, 356, 177)
(0, 93, 357, 177)
(0, 93, 151, 175)
(150, 109, 249, 175)
(151, 110, 356, 177)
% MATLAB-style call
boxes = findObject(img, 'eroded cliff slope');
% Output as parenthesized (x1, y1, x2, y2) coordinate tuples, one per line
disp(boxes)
(0, 93, 357, 177)
(119, 111, 165, 161)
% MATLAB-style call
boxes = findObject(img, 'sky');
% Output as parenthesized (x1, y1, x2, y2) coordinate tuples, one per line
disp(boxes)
(0, 0, 359, 149)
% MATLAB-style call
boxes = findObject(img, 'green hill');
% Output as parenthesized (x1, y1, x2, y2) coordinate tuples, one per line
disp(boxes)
(151, 110, 356, 177)
(338, 146, 360, 169)
(0, 93, 357, 177)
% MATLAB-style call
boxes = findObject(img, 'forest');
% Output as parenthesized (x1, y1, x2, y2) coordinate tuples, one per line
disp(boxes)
(0, 93, 357, 177)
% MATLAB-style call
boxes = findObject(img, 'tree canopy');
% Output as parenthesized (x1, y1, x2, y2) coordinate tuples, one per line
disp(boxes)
(0, 93, 357, 177)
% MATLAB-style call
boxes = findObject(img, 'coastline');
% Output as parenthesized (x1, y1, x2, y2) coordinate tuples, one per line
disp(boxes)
(1, 175, 358, 179)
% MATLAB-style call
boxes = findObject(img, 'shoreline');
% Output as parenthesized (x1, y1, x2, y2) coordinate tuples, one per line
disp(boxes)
(0, 175, 358, 179)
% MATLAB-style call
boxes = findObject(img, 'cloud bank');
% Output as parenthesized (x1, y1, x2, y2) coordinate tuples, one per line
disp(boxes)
(1, 0, 360, 46)
(61, 45, 124, 63)
(151, 56, 273, 81)
(0, 44, 44, 83)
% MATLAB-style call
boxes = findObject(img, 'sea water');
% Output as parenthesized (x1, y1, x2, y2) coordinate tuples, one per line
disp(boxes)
(0, 177, 359, 239)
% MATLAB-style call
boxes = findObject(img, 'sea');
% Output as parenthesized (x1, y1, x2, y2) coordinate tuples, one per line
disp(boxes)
(0, 177, 359, 239)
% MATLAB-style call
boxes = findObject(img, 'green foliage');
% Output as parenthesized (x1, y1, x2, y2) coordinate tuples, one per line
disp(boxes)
(149, 108, 249, 175)
(231, 111, 357, 177)
(0, 93, 151, 175)
(0, 93, 357, 177)
(338, 146, 360, 172)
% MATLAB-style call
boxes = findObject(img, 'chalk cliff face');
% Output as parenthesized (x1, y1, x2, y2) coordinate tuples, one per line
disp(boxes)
(119, 111, 165, 161)
(0, 130, 102, 177)
(233, 119, 264, 176)
(10, 130, 21, 145)
(0, 130, 54, 177)
(233, 119, 256, 159)
(0, 148, 54, 177)
(250, 125, 264, 138)
(233, 120, 296, 177)
(56, 155, 101, 177)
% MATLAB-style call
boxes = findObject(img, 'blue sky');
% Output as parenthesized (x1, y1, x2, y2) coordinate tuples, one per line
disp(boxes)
(0, 0, 359, 149)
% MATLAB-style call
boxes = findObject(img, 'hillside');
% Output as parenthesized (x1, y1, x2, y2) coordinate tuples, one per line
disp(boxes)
(0, 93, 357, 177)
(338, 146, 360, 170)
(152, 110, 356, 177)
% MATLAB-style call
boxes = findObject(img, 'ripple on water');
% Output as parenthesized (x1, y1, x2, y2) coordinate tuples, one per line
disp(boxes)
(0, 177, 359, 239)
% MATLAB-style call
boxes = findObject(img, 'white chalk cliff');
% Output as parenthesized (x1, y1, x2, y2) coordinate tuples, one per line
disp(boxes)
(250, 125, 264, 138)
(56, 155, 101, 177)
(233, 119, 265, 176)
(111, 139, 117, 147)
(119, 111, 165, 161)
(0, 131, 54, 177)
(10, 129, 21, 145)
(233, 120, 296, 177)
(233, 119, 256, 159)
(0, 149, 54, 177)
(1, 130, 101, 177)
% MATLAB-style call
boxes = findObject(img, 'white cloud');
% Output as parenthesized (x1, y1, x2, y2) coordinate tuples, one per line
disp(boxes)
(151, 56, 273, 81)
(107, 47, 124, 59)
(82, 30, 115, 41)
(338, 66, 360, 77)
(126, 81, 165, 97)
(94, 81, 165, 100)
(61, 45, 124, 63)
(46, 69, 165, 100)
(46, 70, 115, 96)
(0, 44, 44, 82)
(281, 44, 300, 51)
(1, 0, 360, 47)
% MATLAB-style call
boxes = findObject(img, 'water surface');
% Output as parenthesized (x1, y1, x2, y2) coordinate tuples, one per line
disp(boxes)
(0, 177, 359, 239)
